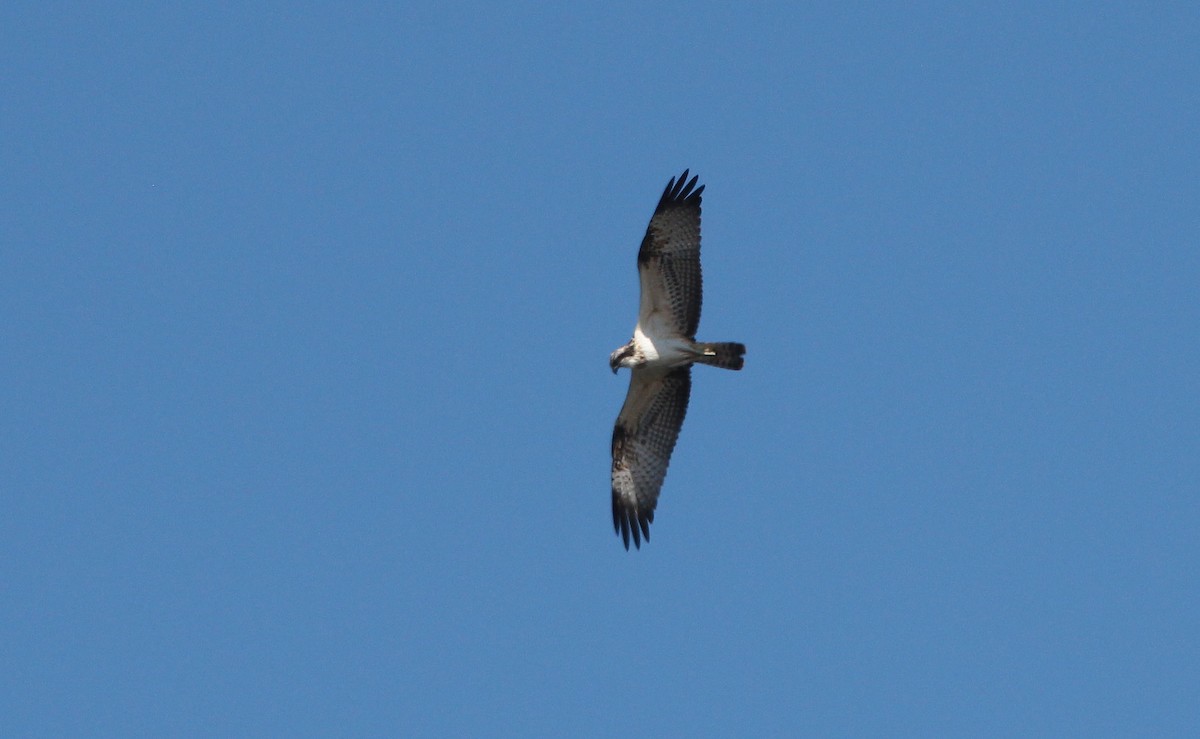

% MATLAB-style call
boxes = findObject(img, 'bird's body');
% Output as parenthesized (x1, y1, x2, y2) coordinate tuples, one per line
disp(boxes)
(609, 171, 745, 549)
(619, 326, 694, 368)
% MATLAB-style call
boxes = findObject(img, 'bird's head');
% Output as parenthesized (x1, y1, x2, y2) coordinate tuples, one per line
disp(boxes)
(609, 344, 635, 374)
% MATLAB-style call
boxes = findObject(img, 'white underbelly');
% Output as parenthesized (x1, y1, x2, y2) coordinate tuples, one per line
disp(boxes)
(633, 326, 693, 367)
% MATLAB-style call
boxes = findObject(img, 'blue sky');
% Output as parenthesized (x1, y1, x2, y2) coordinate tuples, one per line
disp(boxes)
(3, 2, 1198, 735)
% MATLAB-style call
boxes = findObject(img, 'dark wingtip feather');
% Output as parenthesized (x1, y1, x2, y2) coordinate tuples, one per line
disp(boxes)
(656, 169, 704, 213)
(612, 496, 653, 551)
(613, 500, 626, 550)
(613, 495, 632, 550)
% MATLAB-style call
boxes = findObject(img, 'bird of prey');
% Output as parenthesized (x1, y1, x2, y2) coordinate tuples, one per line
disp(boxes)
(609, 170, 745, 549)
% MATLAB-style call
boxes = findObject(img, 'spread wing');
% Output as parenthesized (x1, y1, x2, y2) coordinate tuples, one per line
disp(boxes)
(611, 367, 691, 549)
(637, 170, 704, 339)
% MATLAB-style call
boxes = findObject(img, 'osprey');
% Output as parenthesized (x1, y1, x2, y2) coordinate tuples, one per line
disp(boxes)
(609, 170, 745, 549)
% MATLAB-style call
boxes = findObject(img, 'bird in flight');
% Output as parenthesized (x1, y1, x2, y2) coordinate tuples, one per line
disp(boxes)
(609, 170, 745, 549)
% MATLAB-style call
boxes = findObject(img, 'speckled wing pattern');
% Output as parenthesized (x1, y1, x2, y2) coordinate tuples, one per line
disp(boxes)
(637, 170, 704, 338)
(611, 367, 691, 549)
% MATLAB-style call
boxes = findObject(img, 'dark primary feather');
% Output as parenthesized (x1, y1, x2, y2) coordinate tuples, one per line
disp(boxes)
(637, 170, 704, 338)
(611, 367, 692, 549)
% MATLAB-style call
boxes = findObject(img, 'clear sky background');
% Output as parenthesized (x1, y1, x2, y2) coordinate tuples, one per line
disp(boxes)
(3, 3, 1198, 736)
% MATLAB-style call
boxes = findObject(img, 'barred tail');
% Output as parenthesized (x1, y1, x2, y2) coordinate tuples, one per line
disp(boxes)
(693, 342, 746, 370)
